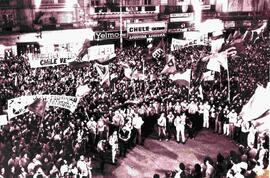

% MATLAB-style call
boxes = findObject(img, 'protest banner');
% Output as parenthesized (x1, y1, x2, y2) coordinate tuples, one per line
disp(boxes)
(171, 38, 208, 51)
(29, 53, 76, 68)
(88, 44, 115, 61)
(8, 95, 80, 119)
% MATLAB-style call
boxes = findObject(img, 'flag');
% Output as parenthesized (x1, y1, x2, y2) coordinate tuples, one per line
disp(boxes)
(202, 71, 215, 81)
(206, 51, 228, 72)
(76, 85, 91, 97)
(170, 69, 191, 87)
(252, 20, 268, 37)
(206, 55, 221, 72)
(161, 54, 177, 74)
(77, 39, 91, 60)
(95, 63, 110, 86)
(152, 38, 165, 59)
(28, 98, 47, 117)
(240, 83, 270, 122)
(132, 70, 146, 80)
(119, 62, 133, 79)
(95, 53, 116, 64)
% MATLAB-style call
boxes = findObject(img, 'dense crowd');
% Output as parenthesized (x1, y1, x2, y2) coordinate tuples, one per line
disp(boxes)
(0, 31, 269, 178)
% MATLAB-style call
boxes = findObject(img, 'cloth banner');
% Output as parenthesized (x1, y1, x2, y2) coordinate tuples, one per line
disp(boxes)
(203, 71, 215, 81)
(76, 85, 91, 97)
(29, 53, 76, 68)
(88, 44, 115, 61)
(171, 38, 207, 51)
(8, 95, 80, 119)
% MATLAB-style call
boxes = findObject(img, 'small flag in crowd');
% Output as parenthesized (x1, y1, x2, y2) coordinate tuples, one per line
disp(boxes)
(169, 69, 191, 87)
(206, 51, 228, 72)
(95, 63, 110, 86)
(161, 54, 177, 74)
(77, 39, 91, 60)
(28, 98, 47, 117)
(76, 85, 91, 97)
(202, 71, 215, 81)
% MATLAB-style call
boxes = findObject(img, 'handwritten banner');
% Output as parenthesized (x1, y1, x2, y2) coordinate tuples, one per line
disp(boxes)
(171, 38, 209, 51)
(8, 95, 80, 119)
(28, 53, 76, 68)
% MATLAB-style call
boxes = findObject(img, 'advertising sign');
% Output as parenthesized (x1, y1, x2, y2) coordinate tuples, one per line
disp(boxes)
(94, 31, 127, 41)
(127, 21, 167, 38)
(170, 13, 194, 22)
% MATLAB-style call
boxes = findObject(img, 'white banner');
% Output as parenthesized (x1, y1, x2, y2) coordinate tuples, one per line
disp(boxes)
(8, 95, 80, 119)
(29, 53, 76, 68)
(0, 115, 8, 126)
(88, 44, 115, 61)
(171, 38, 207, 51)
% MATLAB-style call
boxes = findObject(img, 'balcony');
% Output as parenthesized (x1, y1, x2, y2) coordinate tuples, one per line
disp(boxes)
(90, 5, 159, 19)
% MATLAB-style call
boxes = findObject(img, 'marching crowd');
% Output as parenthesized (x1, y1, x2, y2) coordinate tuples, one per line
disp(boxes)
(0, 31, 269, 178)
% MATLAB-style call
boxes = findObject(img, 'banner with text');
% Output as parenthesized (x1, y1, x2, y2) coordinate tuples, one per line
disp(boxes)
(29, 53, 76, 68)
(171, 38, 208, 51)
(8, 95, 80, 119)
(88, 44, 115, 61)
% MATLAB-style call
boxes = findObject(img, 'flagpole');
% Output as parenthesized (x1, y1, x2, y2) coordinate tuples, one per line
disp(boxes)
(36, 110, 46, 142)
(227, 68, 230, 103)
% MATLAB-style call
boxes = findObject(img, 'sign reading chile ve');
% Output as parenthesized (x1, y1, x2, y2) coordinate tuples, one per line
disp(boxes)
(127, 21, 167, 37)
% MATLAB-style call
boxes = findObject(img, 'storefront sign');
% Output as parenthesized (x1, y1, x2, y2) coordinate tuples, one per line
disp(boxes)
(127, 21, 167, 35)
(170, 13, 194, 22)
(94, 31, 127, 41)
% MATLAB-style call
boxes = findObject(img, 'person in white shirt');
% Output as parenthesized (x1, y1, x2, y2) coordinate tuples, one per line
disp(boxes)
(247, 123, 256, 148)
(228, 109, 237, 139)
(234, 116, 243, 143)
(60, 160, 69, 177)
(86, 117, 97, 147)
(188, 100, 198, 134)
(174, 101, 181, 114)
(77, 155, 90, 177)
(157, 113, 167, 141)
(174, 112, 186, 144)
(109, 131, 119, 164)
(203, 101, 211, 129)
(132, 113, 144, 145)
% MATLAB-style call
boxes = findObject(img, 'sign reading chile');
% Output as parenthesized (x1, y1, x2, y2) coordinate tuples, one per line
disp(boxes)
(127, 21, 167, 35)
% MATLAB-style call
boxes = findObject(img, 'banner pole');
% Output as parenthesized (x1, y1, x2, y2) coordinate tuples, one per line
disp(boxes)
(227, 68, 230, 103)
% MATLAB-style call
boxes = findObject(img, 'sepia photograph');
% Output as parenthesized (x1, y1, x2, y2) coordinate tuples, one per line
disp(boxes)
(0, 0, 269, 177)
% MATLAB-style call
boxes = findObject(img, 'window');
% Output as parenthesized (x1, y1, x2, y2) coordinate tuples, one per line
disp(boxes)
(144, 0, 151, 5)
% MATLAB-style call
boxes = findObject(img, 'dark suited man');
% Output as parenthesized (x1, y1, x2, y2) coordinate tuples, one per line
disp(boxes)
(118, 125, 131, 157)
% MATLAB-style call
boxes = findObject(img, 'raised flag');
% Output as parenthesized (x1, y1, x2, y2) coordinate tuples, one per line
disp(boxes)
(28, 98, 47, 117)
(152, 38, 165, 59)
(206, 51, 228, 72)
(77, 39, 91, 60)
(161, 54, 177, 74)
(206, 55, 221, 72)
(95, 64, 110, 86)
(203, 71, 215, 81)
(76, 85, 91, 97)
(169, 69, 191, 87)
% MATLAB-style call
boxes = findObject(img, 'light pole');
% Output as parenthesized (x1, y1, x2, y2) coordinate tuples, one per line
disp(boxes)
(119, 0, 123, 49)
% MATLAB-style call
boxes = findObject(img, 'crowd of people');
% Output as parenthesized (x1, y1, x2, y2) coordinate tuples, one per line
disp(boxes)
(0, 29, 269, 178)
